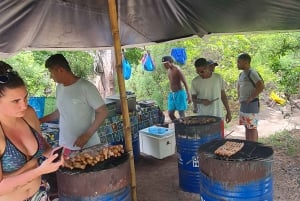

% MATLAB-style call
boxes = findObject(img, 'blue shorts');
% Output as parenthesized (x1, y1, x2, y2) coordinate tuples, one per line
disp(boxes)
(168, 90, 188, 111)
(240, 98, 260, 113)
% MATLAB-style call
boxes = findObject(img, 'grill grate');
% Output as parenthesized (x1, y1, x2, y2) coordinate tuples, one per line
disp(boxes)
(199, 139, 273, 162)
(59, 153, 129, 175)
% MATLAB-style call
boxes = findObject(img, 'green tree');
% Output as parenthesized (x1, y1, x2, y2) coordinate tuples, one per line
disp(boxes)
(4, 50, 94, 97)
(125, 32, 300, 109)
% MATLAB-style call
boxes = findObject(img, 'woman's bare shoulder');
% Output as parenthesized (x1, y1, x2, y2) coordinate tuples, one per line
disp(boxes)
(23, 106, 40, 130)
(25, 106, 37, 118)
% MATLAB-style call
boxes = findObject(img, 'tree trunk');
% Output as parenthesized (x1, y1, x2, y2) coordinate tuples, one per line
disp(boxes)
(93, 49, 116, 98)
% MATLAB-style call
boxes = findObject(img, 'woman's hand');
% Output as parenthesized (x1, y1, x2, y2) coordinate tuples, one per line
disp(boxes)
(38, 149, 64, 175)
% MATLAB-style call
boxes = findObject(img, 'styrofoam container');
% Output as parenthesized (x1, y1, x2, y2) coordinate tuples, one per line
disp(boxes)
(139, 126, 175, 159)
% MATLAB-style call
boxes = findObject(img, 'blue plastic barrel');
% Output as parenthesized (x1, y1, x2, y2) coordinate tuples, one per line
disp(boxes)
(59, 185, 131, 201)
(174, 116, 221, 193)
(199, 172, 273, 201)
(28, 97, 45, 118)
(198, 139, 273, 201)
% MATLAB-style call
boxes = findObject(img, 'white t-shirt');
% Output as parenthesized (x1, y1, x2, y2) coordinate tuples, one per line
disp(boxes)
(56, 78, 105, 150)
(191, 73, 225, 118)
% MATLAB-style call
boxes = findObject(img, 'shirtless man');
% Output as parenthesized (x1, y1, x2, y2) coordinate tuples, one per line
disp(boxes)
(162, 56, 191, 121)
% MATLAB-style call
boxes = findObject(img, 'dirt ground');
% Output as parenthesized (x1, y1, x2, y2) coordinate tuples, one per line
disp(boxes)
(134, 100, 300, 201)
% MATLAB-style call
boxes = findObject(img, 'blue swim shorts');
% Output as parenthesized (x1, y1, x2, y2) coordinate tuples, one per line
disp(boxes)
(168, 89, 188, 111)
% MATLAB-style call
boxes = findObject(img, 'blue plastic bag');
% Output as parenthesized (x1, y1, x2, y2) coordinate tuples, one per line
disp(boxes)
(171, 48, 187, 65)
(142, 53, 155, 71)
(122, 58, 131, 80)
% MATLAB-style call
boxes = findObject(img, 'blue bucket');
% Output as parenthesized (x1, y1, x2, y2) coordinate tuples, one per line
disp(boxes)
(174, 116, 221, 193)
(28, 97, 45, 118)
(198, 139, 273, 201)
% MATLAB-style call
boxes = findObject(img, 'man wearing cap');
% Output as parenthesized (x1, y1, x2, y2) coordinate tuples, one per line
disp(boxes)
(161, 56, 192, 121)
(193, 60, 219, 113)
(207, 60, 218, 72)
(191, 58, 231, 137)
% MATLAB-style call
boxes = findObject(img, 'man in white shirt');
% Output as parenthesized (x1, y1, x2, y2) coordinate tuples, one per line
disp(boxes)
(40, 54, 108, 150)
(191, 58, 232, 137)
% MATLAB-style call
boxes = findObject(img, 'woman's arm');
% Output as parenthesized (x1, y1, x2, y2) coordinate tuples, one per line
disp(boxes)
(0, 153, 62, 195)
(2, 159, 38, 178)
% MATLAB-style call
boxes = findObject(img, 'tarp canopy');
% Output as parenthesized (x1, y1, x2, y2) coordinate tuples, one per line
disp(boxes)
(1, 0, 300, 55)
(2, 1, 299, 200)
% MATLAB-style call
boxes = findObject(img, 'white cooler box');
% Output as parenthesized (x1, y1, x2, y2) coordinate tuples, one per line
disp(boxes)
(139, 126, 175, 159)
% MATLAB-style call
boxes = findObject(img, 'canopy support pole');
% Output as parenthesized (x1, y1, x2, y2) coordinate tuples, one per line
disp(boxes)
(107, 1, 137, 201)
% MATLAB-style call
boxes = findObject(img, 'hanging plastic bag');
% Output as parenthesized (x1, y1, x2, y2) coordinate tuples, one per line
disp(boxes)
(122, 57, 131, 80)
(171, 48, 187, 65)
(141, 52, 155, 71)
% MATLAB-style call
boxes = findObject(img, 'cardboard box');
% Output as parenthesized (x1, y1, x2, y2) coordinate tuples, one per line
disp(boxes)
(139, 126, 175, 159)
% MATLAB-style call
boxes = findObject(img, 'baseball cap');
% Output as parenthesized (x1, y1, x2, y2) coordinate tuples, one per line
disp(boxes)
(162, 56, 174, 63)
(207, 60, 218, 66)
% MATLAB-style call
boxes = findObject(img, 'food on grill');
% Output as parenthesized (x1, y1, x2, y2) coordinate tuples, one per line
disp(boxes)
(214, 141, 244, 157)
(64, 144, 125, 170)
(182, 117, 216, 125)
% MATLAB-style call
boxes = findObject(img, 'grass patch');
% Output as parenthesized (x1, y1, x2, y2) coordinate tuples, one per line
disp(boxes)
(259, 129, 300, 156)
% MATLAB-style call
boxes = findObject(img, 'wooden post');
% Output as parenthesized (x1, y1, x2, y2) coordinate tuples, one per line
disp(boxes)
(107, 0, 137, 201)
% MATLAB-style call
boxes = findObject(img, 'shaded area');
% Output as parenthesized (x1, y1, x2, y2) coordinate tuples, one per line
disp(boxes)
(135, 154, 199, 201)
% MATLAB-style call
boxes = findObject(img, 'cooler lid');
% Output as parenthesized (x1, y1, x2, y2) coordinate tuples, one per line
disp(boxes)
(140, 126, 174, 137)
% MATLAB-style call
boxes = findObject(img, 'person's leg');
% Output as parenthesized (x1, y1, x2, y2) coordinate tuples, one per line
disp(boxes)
(240, 112, 259, 141)
(178, 110, 185, 119)
(168, 92, 176, 121)
(168, 110, 176, 121)
(174, 90, 187, 120)
(246, 127, 258, 142)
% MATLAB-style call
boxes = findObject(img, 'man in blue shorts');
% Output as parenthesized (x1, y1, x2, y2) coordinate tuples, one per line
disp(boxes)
(237, 53, 264, 142)
(162, 56, 191, 121)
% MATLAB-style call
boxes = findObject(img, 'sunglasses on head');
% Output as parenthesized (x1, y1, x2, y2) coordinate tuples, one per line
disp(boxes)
(0, 71, 18, 84)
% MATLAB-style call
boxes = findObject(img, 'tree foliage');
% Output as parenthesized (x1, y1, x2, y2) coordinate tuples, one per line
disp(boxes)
(125, 32, 300, 110)
(2, 32, 300, 109)
(4, 51, 94, 97)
